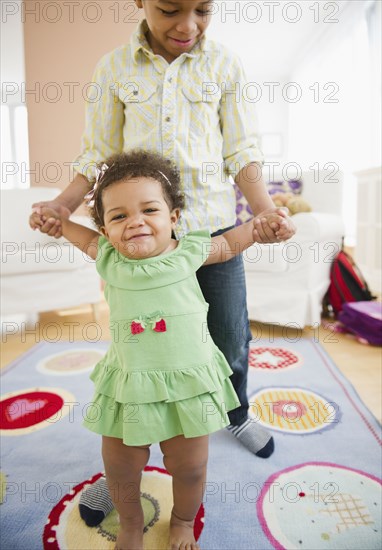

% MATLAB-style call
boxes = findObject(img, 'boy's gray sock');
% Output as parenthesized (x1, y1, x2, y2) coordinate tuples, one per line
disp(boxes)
(227, 420, 274, 458)
(79, 476, 114, 527)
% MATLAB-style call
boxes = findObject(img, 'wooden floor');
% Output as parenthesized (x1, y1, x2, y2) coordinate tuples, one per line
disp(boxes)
(1, 301, 381, 423)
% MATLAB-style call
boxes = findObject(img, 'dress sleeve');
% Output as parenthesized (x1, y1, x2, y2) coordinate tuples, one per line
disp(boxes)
(95, 236, 117, 280)
(180, 229, 211, 269)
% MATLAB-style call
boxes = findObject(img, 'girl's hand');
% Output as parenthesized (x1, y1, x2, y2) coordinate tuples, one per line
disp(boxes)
(29, 201, 71, 238)
(274, 209, 296, 241)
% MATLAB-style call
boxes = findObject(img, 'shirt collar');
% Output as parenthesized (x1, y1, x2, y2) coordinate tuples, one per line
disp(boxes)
(132, 19, 209, 64)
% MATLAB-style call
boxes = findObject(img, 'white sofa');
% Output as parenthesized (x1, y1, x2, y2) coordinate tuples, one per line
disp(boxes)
(243, 170, 345, 328)
(0, 187, 101, 327)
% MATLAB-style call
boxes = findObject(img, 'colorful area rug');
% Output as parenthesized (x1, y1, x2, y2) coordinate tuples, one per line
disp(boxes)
(1, 339, 381, 549)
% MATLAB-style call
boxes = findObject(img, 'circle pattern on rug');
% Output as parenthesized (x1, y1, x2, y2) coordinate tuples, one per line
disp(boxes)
(249, 387, 340, 434)
(0, 388, 76, 436)
(257, 462, 382, 549)
(249, 347, 302, 371)
(96, 492, 160, 542)
(37, 349, 105, 376)
(43, 468, 204, 550)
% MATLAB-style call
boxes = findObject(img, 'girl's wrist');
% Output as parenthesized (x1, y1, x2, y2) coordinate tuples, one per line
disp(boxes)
(61, 217, 70, 230)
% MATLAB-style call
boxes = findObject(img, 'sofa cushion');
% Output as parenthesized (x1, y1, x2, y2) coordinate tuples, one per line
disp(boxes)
(1, 188, 63, 244)
(1, 242, 94, 276)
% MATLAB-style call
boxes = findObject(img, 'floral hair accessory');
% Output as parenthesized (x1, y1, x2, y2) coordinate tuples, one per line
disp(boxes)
(84, 163, 109, 206)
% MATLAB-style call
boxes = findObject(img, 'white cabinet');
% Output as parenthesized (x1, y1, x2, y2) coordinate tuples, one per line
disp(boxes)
(354, 167, 382, 295)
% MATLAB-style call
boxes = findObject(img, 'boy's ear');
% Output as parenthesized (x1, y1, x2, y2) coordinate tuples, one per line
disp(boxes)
(170, 208, 181, 227)
(100, 226, 109, 238)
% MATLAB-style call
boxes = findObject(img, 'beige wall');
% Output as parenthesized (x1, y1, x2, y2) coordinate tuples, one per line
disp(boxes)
(23, 0, 143, 191)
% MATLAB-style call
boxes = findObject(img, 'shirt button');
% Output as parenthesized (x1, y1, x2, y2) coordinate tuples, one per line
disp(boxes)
(168, 77, 172, 83)
(165, 116, 171, 122)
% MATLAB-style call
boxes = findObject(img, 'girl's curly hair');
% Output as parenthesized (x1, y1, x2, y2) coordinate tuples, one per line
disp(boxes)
(88, 149, 185, 229)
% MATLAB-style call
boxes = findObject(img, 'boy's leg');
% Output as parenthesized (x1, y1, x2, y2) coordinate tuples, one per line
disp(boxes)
(160, 434, 208, 550)
(196, 247, 274, 458)
(79, 475, 113, 526)
(101, 436, 150, 550)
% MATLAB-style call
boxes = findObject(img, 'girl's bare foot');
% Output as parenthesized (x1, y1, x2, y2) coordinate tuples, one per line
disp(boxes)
(115, 514, 144, 550)
(168, 511, 200, 550)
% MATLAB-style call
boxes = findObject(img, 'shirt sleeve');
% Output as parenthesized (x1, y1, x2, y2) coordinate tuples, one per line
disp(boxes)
(72, 53, 124, 182)
(220, 52, 264, 178)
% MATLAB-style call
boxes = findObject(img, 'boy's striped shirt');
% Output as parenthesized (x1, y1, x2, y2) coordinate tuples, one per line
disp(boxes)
(74, 21, 263, 237)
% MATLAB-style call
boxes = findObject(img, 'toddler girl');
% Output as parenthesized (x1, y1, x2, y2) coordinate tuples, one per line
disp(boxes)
(40, 149, 291, 550)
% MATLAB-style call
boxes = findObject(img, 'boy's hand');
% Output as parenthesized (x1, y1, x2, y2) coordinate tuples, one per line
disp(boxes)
(253, 207, 295, 243)
(29, 201, 71, 238)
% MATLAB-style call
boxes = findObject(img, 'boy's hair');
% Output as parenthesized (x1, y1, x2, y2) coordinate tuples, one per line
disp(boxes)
(89, 149, 185, 228)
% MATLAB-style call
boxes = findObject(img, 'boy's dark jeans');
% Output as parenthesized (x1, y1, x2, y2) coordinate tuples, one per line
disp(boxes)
(196, 227, 252, 427)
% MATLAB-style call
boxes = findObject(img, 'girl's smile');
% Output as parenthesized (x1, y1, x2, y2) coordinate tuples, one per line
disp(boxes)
(127, 232, 153, 243)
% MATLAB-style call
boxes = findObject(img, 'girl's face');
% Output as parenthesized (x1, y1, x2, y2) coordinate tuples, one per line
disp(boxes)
(100, 177, 180, 259)
(135, 0, 214, 63)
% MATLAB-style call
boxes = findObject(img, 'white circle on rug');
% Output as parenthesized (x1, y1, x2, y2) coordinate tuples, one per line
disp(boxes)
(249, 346, 303, 371)
(36, 349, 105, 376)
(249, 387, 340, 434)
(0, 387, 76, 436)
(257, 462, 382, 549)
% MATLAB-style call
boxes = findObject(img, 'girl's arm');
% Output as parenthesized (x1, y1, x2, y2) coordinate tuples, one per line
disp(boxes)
(42, 208, 100, 260)
(204, 210, 293, 266)
(203, 220, 255, 266)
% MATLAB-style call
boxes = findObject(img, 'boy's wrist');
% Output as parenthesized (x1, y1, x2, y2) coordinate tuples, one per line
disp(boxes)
(57, 196, 82, 214)
(56, 172, 91, 213)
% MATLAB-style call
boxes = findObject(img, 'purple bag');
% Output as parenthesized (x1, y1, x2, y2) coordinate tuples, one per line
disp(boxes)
(338, 301, 382, 346)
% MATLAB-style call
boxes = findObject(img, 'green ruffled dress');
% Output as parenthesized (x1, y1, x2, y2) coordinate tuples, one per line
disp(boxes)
(83, 230, 240, 445)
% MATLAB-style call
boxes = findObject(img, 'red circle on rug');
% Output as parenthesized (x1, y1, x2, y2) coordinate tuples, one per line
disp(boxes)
(249, 347, 301, 370)
(0, 391, 64, 430)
